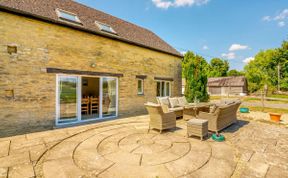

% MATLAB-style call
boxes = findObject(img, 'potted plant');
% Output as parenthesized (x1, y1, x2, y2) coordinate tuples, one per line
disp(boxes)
(269, 113, 282, 122)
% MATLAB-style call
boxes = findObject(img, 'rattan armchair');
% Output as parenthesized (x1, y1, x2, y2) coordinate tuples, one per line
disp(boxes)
(145, 102, 176, 133)
(157, 97, 183, 118)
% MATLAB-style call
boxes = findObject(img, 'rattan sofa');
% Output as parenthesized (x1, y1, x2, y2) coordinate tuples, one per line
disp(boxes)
(156, 97, 187, 118)
(156, 96, 210, 119)
(145, 102, 176, 133)
(198, 101, 241, 133)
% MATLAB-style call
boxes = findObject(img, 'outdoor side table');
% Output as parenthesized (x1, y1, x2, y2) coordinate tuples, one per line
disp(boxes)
(187, 119, 208, 140)
(183, 104, 210, 121)
(183, 106, 197, 121)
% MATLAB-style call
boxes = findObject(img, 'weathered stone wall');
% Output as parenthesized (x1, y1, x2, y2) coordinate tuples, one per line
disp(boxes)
(0, 12, 182, 136)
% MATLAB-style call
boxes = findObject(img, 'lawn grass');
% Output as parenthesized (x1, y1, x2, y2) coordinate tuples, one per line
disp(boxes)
(243, 97, 288, 103)
(210, 95, 288, 103)
(242, 106, 288, 114)
(210, 96, 222, 100)
(243, 97, 260, 101)
(268, 94, 288, 99)
(210, 95, 239, 100)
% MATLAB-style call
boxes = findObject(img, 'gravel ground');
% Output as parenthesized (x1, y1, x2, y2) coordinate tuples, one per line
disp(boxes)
(211, 99, 288, 109)
(239, 111, 288, 126)
(241, 101, 288, 109)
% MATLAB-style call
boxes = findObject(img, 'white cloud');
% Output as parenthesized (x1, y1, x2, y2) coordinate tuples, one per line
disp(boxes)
(202, 45, 209, 50)
(180, 51, 187, 55)
(262, 16, 272, 22)
(152, 0, 173, 9)
(243, 57, 255, 64)
(229, 44, 249, 51)
(152, 0, 209, 9)
(222, 52, 236, 60)
(263, 9, 288, 27)
(278, 21, 285, 27)
(174, 0, 209, 7)
(274, 9, 288, 21)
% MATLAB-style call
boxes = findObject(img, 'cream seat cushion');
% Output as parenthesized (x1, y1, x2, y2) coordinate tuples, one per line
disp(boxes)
(169, 107, 184, 112)
(157, 97, 170, 107)
(178, 96, 189, 106)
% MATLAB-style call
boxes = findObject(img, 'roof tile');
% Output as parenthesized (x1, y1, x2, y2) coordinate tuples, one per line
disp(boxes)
(0, 0, 182, 57)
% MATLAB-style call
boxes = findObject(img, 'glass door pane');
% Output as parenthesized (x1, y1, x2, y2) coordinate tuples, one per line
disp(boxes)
(161, 81, 165, 97)
(58, 76, 78, 123)
(81, 77, 100, 120)
(166, 82, 170, 96)
(156, 82, 161, 97)
(102, 78, 117, 117)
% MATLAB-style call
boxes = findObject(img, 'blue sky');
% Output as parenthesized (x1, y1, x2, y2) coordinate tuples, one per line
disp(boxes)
(77, 0, 287, 70)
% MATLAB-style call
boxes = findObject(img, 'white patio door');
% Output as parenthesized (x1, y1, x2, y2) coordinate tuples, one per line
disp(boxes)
(56, 76, 80, 124)
(56, 75, 118, 125)
(102, 77, 118, 118)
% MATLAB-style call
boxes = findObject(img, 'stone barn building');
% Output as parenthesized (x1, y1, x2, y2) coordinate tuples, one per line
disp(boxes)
(0, 0, 182, 136)
(207, 76, 248, 96)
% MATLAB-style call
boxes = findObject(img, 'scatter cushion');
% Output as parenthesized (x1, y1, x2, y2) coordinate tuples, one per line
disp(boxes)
(178, 96, 189, 106)
(169, 97, 180, 108)
(157, 97, 170, 107)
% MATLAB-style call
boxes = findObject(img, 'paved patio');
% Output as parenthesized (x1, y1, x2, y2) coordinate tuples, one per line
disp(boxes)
(0, 115, 287, 178)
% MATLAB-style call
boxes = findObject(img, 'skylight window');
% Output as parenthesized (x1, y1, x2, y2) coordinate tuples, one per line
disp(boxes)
(95, 21, 117, 34)
(56, 9, 81, 24)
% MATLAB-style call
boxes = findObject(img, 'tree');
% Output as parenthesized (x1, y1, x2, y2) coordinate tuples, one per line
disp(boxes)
(208, 58, 229, 77)
(227, 69, 244, 76)
(273, 40, 288, 91)
(244, 40, 288, 93)
(182, 51, 209, 102)
(244, 49, 277, 93)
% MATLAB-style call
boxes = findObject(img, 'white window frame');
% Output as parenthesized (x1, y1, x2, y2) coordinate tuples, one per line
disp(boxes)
(156, 81, 172, 97)
(55, 74, 118, 126)
(137, 79, 144, 95)
(95, 21, 117, 34)
(56, 9, 81, 23)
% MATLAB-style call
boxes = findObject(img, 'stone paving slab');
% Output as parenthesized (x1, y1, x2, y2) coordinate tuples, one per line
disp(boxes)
(164, 143, 211, 177)
(240, 161, 269, 178)
(74, 148, 114, 172)
(192, 158, 235, 178)
(266, 166, 288, 178)
(42, 158, 85, 178)
(8, 163, 34, 178)
(0, 168, 8, 178)
(0, 141, 10, 158)
(98, 164, 173, 178)
(0, 115, 287, 178)
(0, 152, 30, 168)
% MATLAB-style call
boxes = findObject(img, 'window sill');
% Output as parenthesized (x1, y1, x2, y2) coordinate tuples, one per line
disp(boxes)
(137, 94, 144, 96)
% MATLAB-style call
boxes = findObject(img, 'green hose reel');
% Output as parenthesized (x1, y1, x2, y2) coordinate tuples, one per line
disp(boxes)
(212, 134, 225, 142)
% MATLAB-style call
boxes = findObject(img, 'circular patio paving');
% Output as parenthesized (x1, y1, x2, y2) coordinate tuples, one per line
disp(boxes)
(35, 121, 237, 178)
